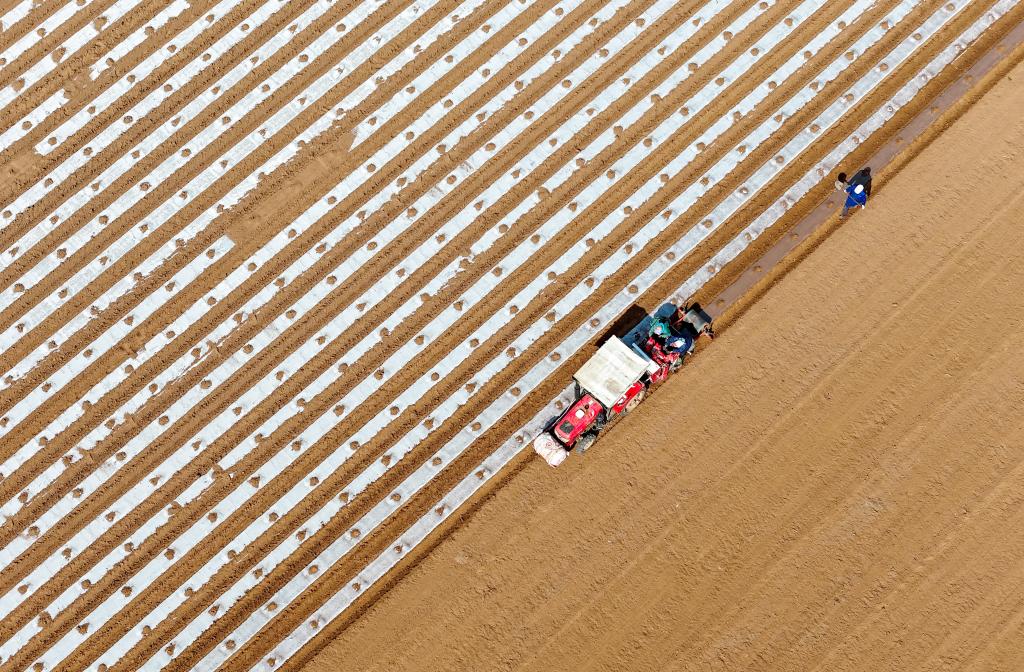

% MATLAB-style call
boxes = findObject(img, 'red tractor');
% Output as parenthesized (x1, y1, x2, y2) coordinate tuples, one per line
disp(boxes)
(533, 303, 713, 467)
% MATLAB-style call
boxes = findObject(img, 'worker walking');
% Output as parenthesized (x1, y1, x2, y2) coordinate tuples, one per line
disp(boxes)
(848, 166, 872, 196)
(842, 182, 867, 217)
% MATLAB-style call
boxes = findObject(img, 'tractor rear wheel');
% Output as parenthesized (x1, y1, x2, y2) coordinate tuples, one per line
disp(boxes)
(623, 387, 646, 413)
(574, 433, 597, 454)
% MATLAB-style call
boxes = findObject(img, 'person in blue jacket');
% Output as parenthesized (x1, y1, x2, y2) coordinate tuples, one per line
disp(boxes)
(842, 182, 867, 218)
(848, 166, 872, 196)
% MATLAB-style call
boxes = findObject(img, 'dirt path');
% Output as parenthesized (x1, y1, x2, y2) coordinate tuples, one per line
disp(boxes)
(302, 52, 1024, 672)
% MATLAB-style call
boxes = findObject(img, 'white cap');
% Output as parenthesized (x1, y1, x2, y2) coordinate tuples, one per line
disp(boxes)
(854, 184, 864, 194)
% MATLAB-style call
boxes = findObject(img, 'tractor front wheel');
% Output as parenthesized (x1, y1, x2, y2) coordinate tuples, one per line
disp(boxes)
(574, 433, 597, 454)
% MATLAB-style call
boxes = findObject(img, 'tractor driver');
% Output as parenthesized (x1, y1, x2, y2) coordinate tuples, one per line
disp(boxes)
(647, 316, 691, 361)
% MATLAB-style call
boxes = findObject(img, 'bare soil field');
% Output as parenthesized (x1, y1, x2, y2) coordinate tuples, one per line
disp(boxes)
(1, 0, 1023, 670)
(304, 54, 1024, 672)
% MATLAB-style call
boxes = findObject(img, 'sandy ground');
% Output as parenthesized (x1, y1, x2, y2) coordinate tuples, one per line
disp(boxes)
(303, 52, 1024, 672)
(2, 0, 1023, 670)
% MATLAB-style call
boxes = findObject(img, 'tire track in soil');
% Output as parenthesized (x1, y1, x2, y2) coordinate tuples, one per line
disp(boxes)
(0, 0, 638, 663)
(959, 593, 1024, 672)
(220, 3, 1013, 667)
(905, 505, 1024, 672)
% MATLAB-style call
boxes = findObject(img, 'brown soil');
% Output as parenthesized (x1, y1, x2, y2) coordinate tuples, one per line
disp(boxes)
(1, 1, 1022, 670)
(222, 126, 355, 245)
(302, 51, 1024, 672)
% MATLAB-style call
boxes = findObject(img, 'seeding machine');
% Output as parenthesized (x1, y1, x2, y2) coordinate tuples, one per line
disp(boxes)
(532, 302, 713, 467)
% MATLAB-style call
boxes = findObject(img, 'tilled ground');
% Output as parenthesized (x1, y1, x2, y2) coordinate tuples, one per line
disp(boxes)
(0, 0, 1021, 670)
(302, 51, 1024, 672)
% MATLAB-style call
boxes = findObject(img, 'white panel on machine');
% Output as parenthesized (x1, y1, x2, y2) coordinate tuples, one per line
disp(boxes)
(572, 337, 649, 408)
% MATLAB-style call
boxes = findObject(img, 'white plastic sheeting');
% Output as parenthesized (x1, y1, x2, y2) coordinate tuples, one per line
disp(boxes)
(252, 2, 1011, 670)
